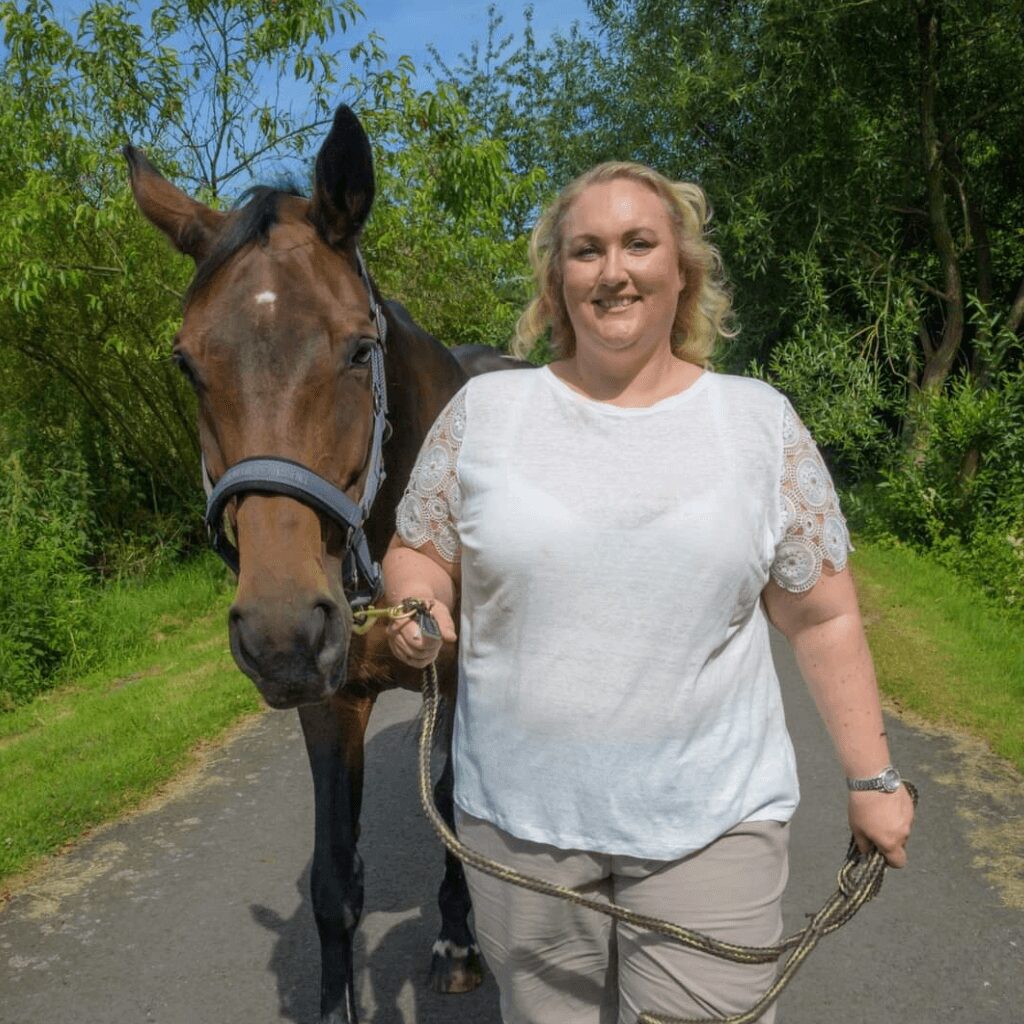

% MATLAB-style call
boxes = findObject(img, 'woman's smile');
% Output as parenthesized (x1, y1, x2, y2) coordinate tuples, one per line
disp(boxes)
(594, 295, 641, 311)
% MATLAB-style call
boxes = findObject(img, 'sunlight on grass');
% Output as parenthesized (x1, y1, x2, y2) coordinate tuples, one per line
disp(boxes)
(0, 558, 261, 883)
(852, 538, 1024, 772)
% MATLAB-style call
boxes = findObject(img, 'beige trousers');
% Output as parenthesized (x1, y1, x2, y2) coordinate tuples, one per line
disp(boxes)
(456, 809, 789, 1024)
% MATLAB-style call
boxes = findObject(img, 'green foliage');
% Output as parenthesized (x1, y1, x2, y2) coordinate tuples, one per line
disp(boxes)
(852, 537, 1024, 771)
(0, 554, 255, 881)
(0, 451, 93, 708)
(872, 364, 1024, 607)
(362, 84, 546, 348)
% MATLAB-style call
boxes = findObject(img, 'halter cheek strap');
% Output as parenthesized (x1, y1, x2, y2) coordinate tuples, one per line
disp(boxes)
(201, 246, 389, 609)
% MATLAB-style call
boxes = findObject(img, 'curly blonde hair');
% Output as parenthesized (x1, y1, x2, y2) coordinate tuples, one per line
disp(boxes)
(512, 162, 736, 365)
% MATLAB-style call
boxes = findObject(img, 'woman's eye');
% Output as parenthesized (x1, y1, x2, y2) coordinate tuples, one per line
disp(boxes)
(628, 238, 653, 251)
(575, 246, 598, 259)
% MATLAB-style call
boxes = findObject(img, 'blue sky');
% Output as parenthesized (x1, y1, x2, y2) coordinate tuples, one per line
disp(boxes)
(43, 1, 596, 82)
(357, 1, 594, 84)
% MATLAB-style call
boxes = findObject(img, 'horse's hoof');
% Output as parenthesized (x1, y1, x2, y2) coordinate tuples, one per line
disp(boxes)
(321, 1002, 357, 1024)
(428, 939, 484, 993)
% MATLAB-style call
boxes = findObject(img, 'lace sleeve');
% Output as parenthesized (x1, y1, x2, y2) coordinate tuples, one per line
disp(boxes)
(394, 388, 465, 563)
(769, 401, 853, 593)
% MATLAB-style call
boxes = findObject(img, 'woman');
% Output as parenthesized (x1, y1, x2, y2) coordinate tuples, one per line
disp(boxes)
(381, 163, 915, 1024)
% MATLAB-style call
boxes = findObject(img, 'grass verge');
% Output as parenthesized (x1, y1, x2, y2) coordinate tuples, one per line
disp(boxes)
(0, 555, 261, 885)
(851, 537, 1024, 772)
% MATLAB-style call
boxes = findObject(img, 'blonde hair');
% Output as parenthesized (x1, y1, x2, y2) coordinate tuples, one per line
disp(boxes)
(512, 162, 736, 365)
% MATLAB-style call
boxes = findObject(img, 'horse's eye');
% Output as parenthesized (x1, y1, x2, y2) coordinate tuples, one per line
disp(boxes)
(172, 351, 201, 389)
(350, 338, 376, 368)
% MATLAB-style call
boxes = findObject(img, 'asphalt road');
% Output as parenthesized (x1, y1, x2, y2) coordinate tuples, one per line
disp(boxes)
(1, 632, 1021, 1023)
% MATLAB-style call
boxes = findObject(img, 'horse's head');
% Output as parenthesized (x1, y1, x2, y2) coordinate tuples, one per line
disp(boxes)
(126, 106, 383, 708)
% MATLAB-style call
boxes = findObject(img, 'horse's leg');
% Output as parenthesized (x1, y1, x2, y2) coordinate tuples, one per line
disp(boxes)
(299, 693, 374, 1024)
(428, 743, 484, 993)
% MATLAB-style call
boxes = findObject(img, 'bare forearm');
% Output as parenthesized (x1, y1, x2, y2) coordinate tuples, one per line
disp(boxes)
(788, 610, 892, 778)
(381, 537, 459, 663)
(766, 573, 914, 866)
(382, 538, 457, 611)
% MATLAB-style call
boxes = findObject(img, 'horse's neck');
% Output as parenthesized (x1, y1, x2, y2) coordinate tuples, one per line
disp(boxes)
(387, 317, 466, 442)
(365, 311, 466, 558)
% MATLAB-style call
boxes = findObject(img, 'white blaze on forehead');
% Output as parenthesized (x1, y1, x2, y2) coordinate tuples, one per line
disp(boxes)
(254, 290, 277, 305)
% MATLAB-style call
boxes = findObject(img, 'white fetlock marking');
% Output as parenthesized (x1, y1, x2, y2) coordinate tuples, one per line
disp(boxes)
(432, 939, 475, 959)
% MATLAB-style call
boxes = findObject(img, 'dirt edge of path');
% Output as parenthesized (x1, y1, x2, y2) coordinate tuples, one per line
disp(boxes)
(882, 695, 1024, 909)
(0, 707, 268, 910)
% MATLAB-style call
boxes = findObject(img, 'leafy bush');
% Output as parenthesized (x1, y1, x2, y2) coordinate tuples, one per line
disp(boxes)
(0, 451, 94, 708)
(864, 367, 1024, 609)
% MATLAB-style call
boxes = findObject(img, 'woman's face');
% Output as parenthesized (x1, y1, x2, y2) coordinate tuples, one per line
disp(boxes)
(560, 178, 683, 360)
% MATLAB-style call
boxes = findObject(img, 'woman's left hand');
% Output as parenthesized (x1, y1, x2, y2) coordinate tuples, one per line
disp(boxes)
(848, 786, 915, 867)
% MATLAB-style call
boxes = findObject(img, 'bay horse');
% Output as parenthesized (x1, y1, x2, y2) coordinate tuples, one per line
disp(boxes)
(125, 104, 522, 1023)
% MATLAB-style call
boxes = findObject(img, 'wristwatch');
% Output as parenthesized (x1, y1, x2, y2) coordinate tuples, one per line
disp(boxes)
(846, 766, 903, 793)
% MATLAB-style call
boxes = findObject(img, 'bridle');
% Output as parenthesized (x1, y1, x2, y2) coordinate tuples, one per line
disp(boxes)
(201, 247, 389, 610)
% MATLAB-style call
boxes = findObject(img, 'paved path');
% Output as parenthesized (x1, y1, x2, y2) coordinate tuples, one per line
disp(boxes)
(1, 633, 1021, 1023)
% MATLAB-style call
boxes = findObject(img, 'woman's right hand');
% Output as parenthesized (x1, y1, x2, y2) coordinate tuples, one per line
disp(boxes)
(386, 599, 458, 669)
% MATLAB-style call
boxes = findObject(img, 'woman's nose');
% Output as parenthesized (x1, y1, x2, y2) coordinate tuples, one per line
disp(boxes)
(599, 247, 627, 286)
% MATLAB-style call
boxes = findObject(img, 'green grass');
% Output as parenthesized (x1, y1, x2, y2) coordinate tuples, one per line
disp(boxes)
(851, 537, 1024, 772)
(0, 555, 261, 884)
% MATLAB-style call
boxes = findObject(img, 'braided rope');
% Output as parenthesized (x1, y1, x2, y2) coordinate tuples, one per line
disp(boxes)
(417, 660, 917, 1024)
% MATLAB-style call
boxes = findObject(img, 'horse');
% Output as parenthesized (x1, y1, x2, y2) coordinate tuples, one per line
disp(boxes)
(125, 103, 525, 1024)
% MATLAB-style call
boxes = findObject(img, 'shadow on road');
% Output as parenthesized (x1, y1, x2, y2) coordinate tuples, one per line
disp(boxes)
(251, 711, 503, 1023)
(251, 866, 318, 1023)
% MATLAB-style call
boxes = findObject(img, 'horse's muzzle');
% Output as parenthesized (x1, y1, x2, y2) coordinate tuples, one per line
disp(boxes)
(228, 595, 350, 707)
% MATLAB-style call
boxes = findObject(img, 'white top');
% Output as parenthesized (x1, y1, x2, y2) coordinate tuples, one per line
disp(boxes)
(396, 366, 851, 858)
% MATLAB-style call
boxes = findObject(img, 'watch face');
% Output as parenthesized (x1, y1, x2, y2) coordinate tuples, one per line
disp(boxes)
(881, 767, 901, 793)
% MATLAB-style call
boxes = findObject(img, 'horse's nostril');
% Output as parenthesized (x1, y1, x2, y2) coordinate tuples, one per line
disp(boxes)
(308, 601, 328, 651)
(229, 606, 259, 677)
(312, 599, 346, 678)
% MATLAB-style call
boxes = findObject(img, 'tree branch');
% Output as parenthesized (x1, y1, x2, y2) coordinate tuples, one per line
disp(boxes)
(918, 317, 935, 360)
(217, 117, 334, 189)
(917, 1, 964, 392)
(885, 203, 928, 218)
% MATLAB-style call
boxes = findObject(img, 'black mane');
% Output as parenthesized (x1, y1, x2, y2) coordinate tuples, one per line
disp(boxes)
(186, 185, 304, 303)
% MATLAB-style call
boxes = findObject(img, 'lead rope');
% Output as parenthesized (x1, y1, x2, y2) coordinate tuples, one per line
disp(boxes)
(415, 655, 918, 1024)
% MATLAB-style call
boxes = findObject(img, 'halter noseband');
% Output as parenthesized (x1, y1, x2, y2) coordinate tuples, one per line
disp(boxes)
(202, 247, 389, 609)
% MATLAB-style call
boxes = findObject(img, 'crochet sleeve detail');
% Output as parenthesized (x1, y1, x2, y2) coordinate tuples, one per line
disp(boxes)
(395, 388, 465, 564)
(770, 401, 853, 593)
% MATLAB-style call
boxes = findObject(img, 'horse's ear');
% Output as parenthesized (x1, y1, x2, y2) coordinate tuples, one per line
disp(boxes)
(123, 146, 225, 262)
(309, 105, 375, 248)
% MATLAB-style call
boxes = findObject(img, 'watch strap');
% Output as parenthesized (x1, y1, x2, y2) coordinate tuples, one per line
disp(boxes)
(846, 766, 902, 793)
